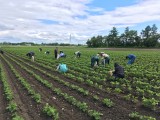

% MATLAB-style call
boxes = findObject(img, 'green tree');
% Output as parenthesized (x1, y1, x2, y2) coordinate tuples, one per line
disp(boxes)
(141, 24, 159, 47)
(86, 35, 103, 47)
(141, 25, 152, 39)
(86, 24, 159, 48)
(86, 39, 92, 47)
(120, 27, 138, 47)
(107, 27, 120, 47)
(151, 24, 158, 35)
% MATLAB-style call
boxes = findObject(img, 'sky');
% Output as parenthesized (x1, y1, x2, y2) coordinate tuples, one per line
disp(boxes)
(0, 0, 160, 44)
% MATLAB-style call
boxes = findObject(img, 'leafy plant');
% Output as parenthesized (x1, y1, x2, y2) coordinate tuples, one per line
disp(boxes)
(142, 97, 158, 110)
(43, 103, 59, 120)
(32, 93, 41, 103)
(102, 98, 114, 107)
(12, 114, 24, 120)
(7, 101, 17, 113)
(114, 88, 122, 93)
(77, 102, 88, 112)
(93, 95, 99, 101)
(129, 112, 156, 120)
(88, 110, 103, 120)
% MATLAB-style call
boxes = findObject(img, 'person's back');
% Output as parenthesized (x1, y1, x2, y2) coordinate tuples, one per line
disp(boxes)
(45, 51, 50, 54)
(77, 52, 81, 57)
(26, 52, 32, 58)
(91, 55, 97, 62)
(27, 51, 34, 57)
(101, 53, 110, 65)
(75, 51, 79, 55)
(30, 52, 35, 56)
(30, 52, 35, 62)
(75, 51, 81, 58)
(60, 52, 64, 57)
(91, 55, 99, 67)
(113, 63, 124, 78)
(59, 64, 68, 73)
(128, 54, 136, 59)
(115, 65, 124, 76)
(127, 54, 136, 64)
(102, 53, 109, 58)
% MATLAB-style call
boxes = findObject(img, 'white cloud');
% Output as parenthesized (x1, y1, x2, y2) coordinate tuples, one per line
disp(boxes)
(0, 0, 160, 44)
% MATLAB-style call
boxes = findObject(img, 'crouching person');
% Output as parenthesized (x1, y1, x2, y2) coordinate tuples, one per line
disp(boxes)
(0, 50, 4, 54)
(45, 51, 50, 54)
(99, 52, 110, 67)
(56, 63, 68, 73)
(91, 54, 99, 68)
(126, 54, 136, 64)
(57, 51, 66, 59)
(109, 63, 124, 80)
(26, 51, 35, 62)
(74, 51, 81, 58)
(39, 48, 42, 52)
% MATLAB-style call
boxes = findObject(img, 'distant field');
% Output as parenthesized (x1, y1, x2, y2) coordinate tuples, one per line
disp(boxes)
(0, 46, 159, 120)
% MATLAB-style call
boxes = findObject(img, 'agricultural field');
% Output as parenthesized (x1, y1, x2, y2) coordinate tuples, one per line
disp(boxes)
(0, 46, 160, 120)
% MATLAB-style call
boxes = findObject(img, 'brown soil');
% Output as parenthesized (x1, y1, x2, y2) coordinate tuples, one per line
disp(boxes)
(0, 55, 52, 120)
(1, 54, 91, 120)
(0, 52, 159, 120)
(0, 73, 11, 120)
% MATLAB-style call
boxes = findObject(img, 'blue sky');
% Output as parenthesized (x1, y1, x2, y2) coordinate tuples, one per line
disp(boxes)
(88, 0, 137, 11)
(38, 19, 59, 25)
(0, 0, 160, 44)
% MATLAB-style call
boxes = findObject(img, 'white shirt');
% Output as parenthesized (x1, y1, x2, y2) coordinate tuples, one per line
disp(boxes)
(60, 53, 64, 57)
(75, 51, 80, 55)
(102, 53, 109, 58)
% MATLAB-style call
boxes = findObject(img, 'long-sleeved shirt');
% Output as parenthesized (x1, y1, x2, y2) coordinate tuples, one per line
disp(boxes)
(113, 64, 124, 76)
(127, 54, 136, 60)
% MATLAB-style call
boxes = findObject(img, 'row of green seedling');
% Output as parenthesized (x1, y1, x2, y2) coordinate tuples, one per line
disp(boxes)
(0, 56, 23, 120)
(129, 111, 156, 120)
(7, 53, 115, 107)
(2, 55, 59, 120)
(6, 53, 103, 120)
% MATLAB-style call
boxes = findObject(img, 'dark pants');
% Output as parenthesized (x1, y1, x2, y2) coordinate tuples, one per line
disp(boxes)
(105, 57, 110, 64)
(91, 59, 99, 68)
(102, 57, 110, 67)
(113, 73, 124, 79)
(77, 53, 81, 58)
(55, 53, 57, 59)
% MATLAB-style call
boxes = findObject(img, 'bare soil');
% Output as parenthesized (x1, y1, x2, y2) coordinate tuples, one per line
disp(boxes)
(0, 52, 159, 120)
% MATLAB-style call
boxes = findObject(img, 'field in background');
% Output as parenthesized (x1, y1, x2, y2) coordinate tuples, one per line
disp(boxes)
(0, 46, 159, 120)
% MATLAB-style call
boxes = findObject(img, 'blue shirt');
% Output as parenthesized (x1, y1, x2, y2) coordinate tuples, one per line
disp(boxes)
(59, 64, 68, 73)
(128, 54, 136, 59)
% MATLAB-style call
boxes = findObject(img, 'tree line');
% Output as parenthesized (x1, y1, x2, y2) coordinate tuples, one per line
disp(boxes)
(86, 24, 160, 48)
(0, 42, 82, 46)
